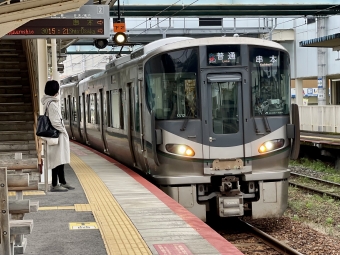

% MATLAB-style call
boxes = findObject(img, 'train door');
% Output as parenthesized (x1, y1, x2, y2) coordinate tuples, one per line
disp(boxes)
(127, 83, 137, 167)
(82, 93, 89, 144)
(99, 89, 109, 153)
(67, 95, 75, 139)
(131, 80, 146, 170)
(202, 72, 244, 161)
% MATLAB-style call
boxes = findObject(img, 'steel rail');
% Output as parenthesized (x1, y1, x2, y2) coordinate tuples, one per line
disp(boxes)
(288, 181, 340, 200)
(290, 172, 340, 187)
(239, 219, 304, 255)
(289, 172, 340, 200)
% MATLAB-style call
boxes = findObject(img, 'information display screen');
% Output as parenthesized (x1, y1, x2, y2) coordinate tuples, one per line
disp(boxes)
(207, 45, 241, 66)
(7, 19, 105, 36)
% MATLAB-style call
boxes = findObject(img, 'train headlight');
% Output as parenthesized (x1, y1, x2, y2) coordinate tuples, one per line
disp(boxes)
(165, 144, 195, 157)
(258, 139, 285, 153)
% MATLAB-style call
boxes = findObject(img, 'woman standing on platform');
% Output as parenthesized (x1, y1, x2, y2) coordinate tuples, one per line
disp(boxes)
(41, 80, 75, 192)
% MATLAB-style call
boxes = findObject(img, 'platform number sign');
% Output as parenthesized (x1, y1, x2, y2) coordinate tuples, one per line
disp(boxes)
(97, 6, 104, 14)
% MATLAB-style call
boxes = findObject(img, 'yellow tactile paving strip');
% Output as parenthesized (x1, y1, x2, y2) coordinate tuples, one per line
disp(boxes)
(70, 153, 152, 255)
(39, 204, 92, 211)
(75, 204, 92, 212)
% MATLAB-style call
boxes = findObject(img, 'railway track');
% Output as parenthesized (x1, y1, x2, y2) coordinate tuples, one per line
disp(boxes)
(289, 172, 340, 200)
(216, 218, 303, 255)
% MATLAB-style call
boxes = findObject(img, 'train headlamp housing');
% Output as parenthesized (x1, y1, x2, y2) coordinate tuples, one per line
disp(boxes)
(165, 144, 195, 157)
(258, 139, 285, 154)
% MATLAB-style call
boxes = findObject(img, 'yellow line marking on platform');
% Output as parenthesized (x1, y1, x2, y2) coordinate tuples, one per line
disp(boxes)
(39, 206, 75, 211)
(70, 153, 152, 255)
(75, 204, 92, 212)
(57, 206, 75, 210)
(8, 191, 46, 196)
(39, 206, 58, 211)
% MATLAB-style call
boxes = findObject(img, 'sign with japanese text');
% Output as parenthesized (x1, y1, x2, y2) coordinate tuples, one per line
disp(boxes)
(113, 22, 126, 33)
(2, 5, 110, 39)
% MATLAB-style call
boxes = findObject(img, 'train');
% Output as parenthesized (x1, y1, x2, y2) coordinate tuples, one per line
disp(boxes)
(60, 36, 300, 222)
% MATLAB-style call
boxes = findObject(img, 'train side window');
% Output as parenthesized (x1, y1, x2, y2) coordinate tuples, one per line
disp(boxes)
(73, 97, 77, 121)
(106, 91, 111, 127)
(79, 95, 82, 123)
(111, 90, 120, 129)
(95, 93, 102, 124)
(87, 94, 91, 123)
(90, 94, 96, 124)
(95, 93, 99, 125)
(61, 98, 66, 119)
(119, 89, 124, 129)
(64, 98, 69, 120)
(135, 84, 140, 132)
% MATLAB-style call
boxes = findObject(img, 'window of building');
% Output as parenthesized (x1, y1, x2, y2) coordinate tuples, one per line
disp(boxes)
(199, 18, 222, 26)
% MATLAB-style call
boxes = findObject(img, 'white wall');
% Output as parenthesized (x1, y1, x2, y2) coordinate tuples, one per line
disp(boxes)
(327, 16, 340, 75)
(282, 15, 340, 79)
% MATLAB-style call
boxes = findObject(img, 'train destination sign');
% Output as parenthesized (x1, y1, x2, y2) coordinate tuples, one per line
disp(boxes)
(7, 19, 105, 36)
(2, 5, 110, 39)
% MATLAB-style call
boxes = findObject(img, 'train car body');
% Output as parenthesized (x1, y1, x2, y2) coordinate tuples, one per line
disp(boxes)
(60, 36, 299, 222)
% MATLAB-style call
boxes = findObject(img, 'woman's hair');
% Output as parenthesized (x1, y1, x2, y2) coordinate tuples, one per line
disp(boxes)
(44, 80, 59, 96)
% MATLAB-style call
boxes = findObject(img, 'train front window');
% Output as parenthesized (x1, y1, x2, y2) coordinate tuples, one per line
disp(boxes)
(250, 47, 290, 116)
(145, 47, 199, 120)
(211, 81, 239, 134)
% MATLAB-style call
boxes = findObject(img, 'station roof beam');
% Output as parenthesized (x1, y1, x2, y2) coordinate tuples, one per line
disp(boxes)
(109, 4, 340, 17)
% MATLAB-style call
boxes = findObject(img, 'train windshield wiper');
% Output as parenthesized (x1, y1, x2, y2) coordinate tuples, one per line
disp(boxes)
(180, 108, 193, 131)
(261, 111, 271, 133)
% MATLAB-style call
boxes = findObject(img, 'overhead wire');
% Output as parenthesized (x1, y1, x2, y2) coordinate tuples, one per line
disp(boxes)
(132, 0, 199, 37)
(241, 3, 340, 38)
(127, 0, 182, 31)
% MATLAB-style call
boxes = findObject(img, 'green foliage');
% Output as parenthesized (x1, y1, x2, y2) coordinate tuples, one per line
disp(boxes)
(306, 202, 313, 209)
(326, 217, 334, 225)
(292, 215, 299, 221)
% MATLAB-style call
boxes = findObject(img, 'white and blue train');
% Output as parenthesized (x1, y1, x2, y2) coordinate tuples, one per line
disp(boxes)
(60, 36, 300, 222)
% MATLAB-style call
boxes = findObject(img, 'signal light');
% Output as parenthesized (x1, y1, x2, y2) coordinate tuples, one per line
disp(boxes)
(113, 32, 127, 46)
(94, 39, 108, 49)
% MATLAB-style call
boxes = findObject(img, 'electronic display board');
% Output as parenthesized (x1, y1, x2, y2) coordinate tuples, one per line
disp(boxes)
(2, 5, 110, 39)
(6, 19, 105, 36)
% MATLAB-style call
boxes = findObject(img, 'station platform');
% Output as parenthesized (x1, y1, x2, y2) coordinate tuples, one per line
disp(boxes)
(20, 141, 243, 255)
(300, 131, 340, 149)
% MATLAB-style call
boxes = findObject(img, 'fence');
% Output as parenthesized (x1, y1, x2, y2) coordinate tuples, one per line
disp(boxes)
(299, 105, 340, 133)
(0, 153, 39, 255)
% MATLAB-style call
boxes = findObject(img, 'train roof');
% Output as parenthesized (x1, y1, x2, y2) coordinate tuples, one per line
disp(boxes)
(60, 69, 104, 85)
(105, 36, 288, 70)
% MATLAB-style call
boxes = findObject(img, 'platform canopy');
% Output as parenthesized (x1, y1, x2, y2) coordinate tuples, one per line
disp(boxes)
(299, 33, 340, 50)
(0, 0, 91, 38)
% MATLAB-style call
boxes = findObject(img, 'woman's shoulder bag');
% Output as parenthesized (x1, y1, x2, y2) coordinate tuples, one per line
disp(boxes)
(36, 101, 60, 138)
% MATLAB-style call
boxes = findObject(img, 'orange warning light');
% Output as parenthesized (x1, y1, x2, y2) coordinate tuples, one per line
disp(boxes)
(113, 22, 126, 33)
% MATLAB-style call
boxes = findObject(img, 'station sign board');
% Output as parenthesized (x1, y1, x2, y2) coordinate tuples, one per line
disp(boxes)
(2, 5, 110, 39)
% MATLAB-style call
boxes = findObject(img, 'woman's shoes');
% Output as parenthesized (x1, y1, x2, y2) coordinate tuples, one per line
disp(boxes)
(50, 185, 68, 192)
(60, 182, 75, 190)
(50, 183, 75, 192)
